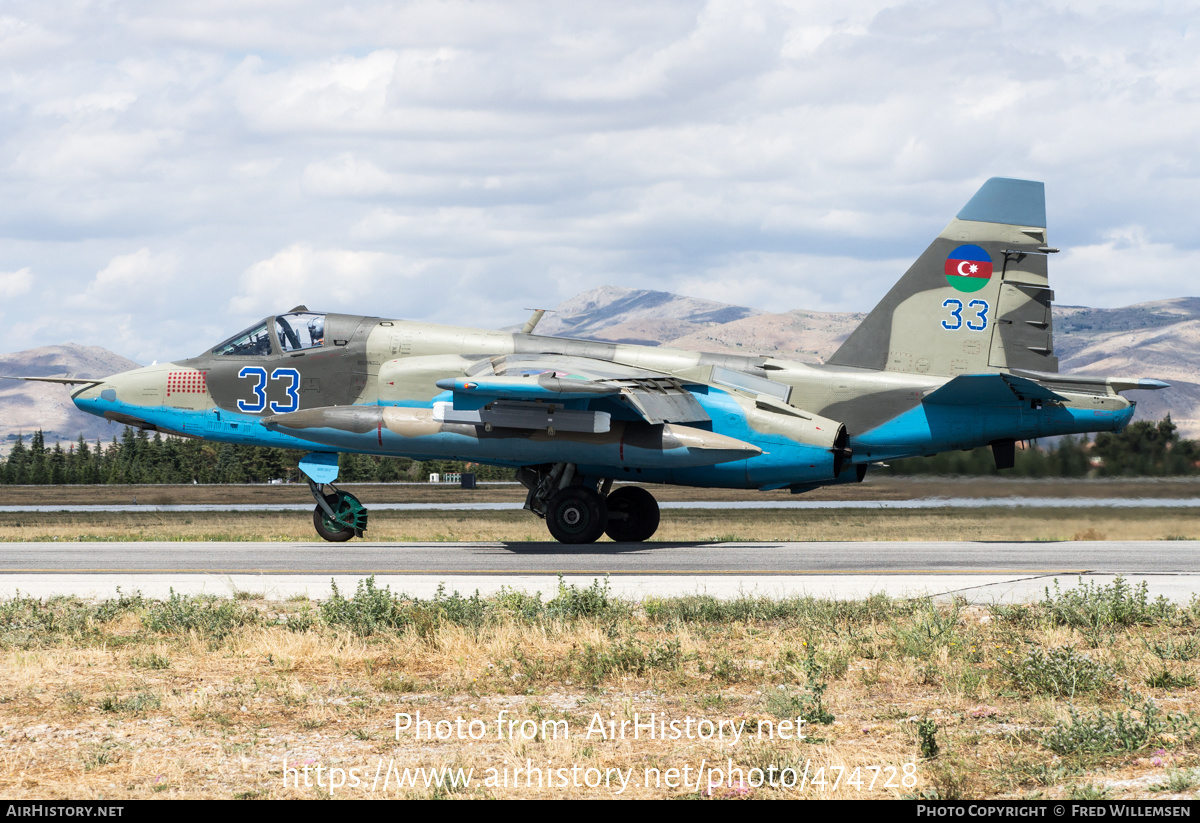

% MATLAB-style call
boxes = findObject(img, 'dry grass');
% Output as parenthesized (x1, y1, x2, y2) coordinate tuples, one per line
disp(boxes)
(3, 580, 1200, 799)
(2, 507, 1199, 542)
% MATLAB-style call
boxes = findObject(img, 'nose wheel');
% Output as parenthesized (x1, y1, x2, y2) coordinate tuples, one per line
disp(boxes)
(299, 451, 369, 542)
(308, 486, 369, 542)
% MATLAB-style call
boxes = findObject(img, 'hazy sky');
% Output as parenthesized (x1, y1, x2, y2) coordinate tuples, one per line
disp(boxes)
(2, 0, 1198, 363)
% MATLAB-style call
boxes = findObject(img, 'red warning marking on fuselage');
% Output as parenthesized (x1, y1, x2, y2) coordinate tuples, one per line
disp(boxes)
(166, 370, 209, 397)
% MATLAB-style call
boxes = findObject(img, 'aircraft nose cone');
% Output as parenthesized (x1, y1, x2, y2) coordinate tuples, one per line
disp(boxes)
(70, 379, 112, 409)
(70, 365, 159, 412)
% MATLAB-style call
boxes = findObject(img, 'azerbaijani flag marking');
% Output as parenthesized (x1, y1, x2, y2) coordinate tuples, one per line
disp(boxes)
(944, 244, 993, 293)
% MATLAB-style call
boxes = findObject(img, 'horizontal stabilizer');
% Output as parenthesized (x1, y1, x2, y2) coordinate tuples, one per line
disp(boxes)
(923, 373, 1064, 406)
(1008, 370, 1171, 395)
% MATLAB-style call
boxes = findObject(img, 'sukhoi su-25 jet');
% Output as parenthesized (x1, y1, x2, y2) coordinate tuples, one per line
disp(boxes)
(25, 178, 1167, 543)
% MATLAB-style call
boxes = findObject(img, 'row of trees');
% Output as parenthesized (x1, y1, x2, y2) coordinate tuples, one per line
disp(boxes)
(0, 427, 515, 486)
(0, 416, 1195, 484)
(885, 417, 1200, 477)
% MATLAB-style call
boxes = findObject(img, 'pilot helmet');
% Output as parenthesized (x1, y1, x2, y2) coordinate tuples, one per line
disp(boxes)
(308, 315, 325, 341)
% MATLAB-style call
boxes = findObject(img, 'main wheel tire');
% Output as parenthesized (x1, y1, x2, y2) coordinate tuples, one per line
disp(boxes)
(604, 486, 660, 542)
(313, 493, 357, 542)
(546, 486, 608, 544)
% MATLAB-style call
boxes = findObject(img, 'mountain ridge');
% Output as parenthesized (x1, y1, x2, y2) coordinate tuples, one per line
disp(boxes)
(0, 344, 142, 448)
(531, 287, 1200, 436)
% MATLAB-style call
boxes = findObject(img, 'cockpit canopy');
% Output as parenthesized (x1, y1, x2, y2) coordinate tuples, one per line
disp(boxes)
(211, 311, 327, 356)
(275, 312, 325, 352)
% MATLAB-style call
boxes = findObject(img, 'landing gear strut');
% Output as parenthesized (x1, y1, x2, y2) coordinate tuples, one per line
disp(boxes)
(517, 463, 661, 544)
(299, 451, 368, 542)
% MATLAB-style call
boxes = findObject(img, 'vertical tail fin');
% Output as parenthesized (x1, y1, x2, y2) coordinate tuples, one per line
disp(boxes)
(828, 177, 1058, 376)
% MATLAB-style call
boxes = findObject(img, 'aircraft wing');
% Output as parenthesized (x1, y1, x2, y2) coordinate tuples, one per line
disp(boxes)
(435, 354, 711, 430)
(0, 375, 106, 385)
(922, 371, 1171, 407)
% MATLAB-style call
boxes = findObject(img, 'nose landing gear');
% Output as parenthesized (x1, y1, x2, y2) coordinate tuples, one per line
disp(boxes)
(312, 488, 369, 542)
(299, 451, 369, 542)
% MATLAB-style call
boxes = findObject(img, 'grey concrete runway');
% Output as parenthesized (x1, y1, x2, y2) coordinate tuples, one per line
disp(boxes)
(3, 539, 1199, 604)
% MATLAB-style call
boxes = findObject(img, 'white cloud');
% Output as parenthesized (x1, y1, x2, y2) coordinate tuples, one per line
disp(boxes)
(0, 268, 32, 299)
(0, 0, 1199, 362)
(230, 50, 402, 133)
(302, 153, 398, 197)
(232, 157, 283, 178)
(229, 243, 405, 317)
(1055, 226, 1200, 309)
(70, 250, 179, 310)
(0, 16, 69, 63)
(34, 91, 139, 118)
(13, 129, 180, 181)
(670, 251, 912, 316)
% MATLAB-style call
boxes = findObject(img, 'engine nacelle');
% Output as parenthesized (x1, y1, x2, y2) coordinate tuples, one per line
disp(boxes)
(740, 400, 850, 478)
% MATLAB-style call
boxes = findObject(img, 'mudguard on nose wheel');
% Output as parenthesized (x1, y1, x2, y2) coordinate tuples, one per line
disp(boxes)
(313, 491, 368, 542)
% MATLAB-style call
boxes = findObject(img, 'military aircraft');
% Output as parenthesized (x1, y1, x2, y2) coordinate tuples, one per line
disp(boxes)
(24, 177, 1167, 543)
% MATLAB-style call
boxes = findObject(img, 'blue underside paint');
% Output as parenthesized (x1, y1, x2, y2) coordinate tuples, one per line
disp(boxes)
(850, 399, 1134, 462)
(73, 396, 320, 449)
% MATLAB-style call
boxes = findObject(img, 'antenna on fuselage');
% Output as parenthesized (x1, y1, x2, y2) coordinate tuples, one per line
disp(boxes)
(521, 309, 551, 334)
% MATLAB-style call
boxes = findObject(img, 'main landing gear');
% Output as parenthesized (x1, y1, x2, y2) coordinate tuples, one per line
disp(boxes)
(517, 463, 660, 544)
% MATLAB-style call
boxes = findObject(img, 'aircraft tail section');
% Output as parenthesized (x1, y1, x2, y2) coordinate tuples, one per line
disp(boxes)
(828, 177, 1058, 376)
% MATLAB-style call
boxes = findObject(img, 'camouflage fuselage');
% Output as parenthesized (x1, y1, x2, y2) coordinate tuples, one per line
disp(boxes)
(69, 313, 1134, 491)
